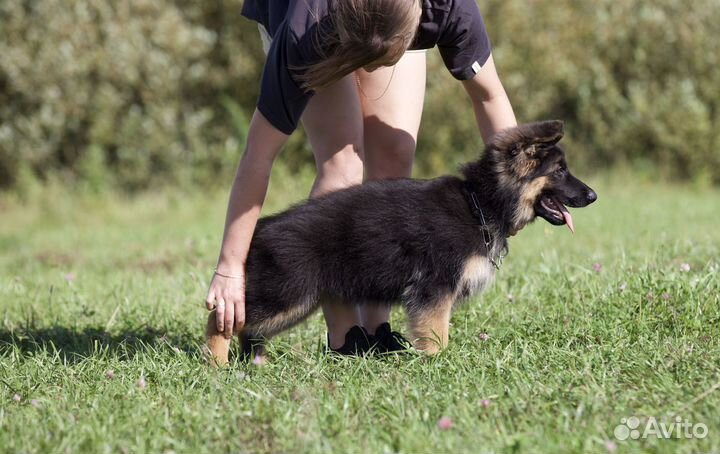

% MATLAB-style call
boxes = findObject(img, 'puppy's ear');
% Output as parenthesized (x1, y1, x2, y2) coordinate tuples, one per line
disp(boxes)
(488, 120, 564, 156)
(520, 120, 564, 158)
(525, 120, 564, 147)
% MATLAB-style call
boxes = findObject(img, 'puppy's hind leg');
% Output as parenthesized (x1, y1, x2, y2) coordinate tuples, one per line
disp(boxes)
(240, 332, 267, 364)
(205, 311, 231, 367)
(406, 294, 454, 355)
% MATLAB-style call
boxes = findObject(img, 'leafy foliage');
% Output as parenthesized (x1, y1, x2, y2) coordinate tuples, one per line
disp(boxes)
(1, 0, 718, 191)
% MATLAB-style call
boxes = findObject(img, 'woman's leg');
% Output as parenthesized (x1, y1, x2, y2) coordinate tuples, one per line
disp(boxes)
(354, 51, 427, 334)
(301, 74, 365, 350)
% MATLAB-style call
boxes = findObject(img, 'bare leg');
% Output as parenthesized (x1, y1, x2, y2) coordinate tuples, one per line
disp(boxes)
(318, 300, 360, 350)
(359, 305, 393, 335)
(302, 74, 365, 347)
(356, 51, 427, 331)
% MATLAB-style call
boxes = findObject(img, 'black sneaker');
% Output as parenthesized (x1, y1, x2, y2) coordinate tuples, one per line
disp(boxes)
(372, 322, 410, 353)
(328, 325, 374, 356)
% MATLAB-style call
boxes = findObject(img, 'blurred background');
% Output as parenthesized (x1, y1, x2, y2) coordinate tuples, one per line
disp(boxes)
(2, 4, 719, 451)
(1, 0, 719, 194)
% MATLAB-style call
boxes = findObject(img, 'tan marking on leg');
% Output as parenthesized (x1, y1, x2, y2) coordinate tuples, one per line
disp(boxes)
(205, 311, 231, 367)
(407, 295, 454, 354)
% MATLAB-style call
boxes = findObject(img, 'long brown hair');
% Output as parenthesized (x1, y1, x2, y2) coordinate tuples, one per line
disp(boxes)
(295, 0, 421, 91)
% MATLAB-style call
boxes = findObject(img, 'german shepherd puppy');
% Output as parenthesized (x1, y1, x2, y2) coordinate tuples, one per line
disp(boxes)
(206, 120, 597, 364)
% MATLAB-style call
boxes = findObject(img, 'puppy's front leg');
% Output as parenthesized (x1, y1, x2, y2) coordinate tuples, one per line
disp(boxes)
(205, 311, 231, 367)
(407, 295, 454, 354)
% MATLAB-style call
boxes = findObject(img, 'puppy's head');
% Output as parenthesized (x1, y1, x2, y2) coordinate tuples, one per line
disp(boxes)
(480, 120, 597, 234)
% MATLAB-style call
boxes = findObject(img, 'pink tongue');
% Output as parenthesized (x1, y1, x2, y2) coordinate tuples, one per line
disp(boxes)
(557, 202, 575, 233)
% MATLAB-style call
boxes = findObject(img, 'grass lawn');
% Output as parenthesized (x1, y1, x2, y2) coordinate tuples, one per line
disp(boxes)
(1, 171, 718, 453)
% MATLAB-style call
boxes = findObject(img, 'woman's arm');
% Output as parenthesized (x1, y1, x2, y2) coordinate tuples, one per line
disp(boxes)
(461, 54, 517, 141)
(206, 109, 289, 337)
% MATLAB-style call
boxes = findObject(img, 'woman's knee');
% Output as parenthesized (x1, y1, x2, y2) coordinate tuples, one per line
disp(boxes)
(311, 142, 365, 196)
(365, 134, 416, 180)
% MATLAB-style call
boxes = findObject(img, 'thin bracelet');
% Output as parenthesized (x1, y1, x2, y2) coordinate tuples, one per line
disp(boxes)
(214, 269, 243, 279)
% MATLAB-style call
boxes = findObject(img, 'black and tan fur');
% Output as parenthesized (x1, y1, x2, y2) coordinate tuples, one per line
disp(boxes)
(205, 121, 597, 364)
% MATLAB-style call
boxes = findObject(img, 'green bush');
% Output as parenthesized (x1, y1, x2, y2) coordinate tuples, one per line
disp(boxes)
(0, 0, 265, 191)
(420, 0, 720, 183)
(492, 0, 720, 183)
(1, 0, 718, 191)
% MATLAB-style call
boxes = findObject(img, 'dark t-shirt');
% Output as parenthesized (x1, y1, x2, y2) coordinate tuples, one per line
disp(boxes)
(242, 0, 492, 135)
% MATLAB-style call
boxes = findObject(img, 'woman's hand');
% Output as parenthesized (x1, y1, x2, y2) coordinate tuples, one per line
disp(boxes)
(205, 270, 246, 338)
(204, 109, 288, 339)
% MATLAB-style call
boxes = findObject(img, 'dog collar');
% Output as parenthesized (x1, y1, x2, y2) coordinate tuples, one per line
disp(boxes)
(467, 191, 508, 270)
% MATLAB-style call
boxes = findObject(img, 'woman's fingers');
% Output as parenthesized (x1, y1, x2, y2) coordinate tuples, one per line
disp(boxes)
(223, 299, 235, 339)
(205, 291, 216, 310)
(215, 298, 226, 332)
(234, 299, 245, 335)
(206, 275, 245, 336)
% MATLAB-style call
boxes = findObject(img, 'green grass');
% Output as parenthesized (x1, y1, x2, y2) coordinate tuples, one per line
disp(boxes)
(1, 172, 718, 454)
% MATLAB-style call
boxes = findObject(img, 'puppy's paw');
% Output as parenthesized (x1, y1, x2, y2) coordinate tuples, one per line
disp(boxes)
(412, 338, 444, 355)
